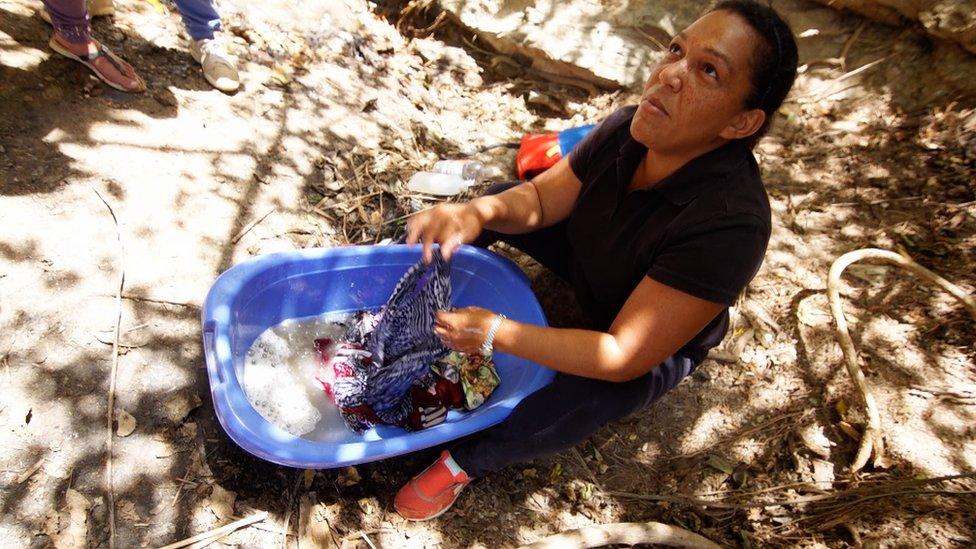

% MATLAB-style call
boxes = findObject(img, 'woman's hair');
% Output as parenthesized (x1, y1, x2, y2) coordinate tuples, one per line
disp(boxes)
(710, 0, 798, 148)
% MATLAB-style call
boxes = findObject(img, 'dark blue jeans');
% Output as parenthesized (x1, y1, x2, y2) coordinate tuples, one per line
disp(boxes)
(451, 181, 699, 477)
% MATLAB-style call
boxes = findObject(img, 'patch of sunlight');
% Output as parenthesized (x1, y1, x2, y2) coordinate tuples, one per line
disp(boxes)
(888, 419, 973, 477)
(42, 127, 68, 143)
(555, 507, 594, 532)
(635, 440, 663, 465)
(829, 118, 865, 133)
(0, 38, 51, 71)
(113, 434, 175, 490)
(678, 406, 733, 455)
(729, 437, 765, 463)
(89, 113, 255, 154)
(214, 154, 258, 181)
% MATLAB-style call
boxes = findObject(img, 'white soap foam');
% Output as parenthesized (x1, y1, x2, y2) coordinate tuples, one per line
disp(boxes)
(242, 312, 357, 440)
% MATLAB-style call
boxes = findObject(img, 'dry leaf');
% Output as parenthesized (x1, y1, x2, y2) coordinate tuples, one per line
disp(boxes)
(706, 454, 734, 475)
(549, 462, 562, 483)
(164, 392, 203, 424)
(45, 489, 92, 549)
(206, 485, 237, 521)
(117, 499, 140, 523)
(336, 466, 360, 487)
(116, 409, 137, 437)
(17, 458, 45, 484)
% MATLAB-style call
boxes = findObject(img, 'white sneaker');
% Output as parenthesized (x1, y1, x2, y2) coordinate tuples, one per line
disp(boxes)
(189, 38, 240, 92)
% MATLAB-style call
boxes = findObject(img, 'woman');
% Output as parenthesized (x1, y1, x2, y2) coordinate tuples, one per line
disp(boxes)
(395, 0, 799, 521)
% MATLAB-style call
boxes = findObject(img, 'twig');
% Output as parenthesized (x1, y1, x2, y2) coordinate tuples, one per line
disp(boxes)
(93, 187, 124, 549)
(609, 485, 976, 511)
(282, 471, 303, 549)
(159, 512, 269, 549)
(360, 532, 379, 549)
(518, 521, 722, 549)
(839, 21, 867, 72)
(795, 54, 894, 104)
(831, 196, 925, 207)
(233, 207, 276, 244)
(314, 190, 382, 213)
(827, 248, 976, 471)
(570, 448, 601, 489)
(100, 293, 199, 309)
(16, 457, 45, 484)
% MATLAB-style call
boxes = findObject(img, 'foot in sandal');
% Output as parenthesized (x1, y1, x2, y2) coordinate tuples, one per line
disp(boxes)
(49, 33, 146, 93)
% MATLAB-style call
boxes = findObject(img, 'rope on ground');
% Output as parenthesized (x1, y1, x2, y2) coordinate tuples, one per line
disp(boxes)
(827, 247, 976, 472)
(518, 521, 722, 549)
(93, 188, 125, 549)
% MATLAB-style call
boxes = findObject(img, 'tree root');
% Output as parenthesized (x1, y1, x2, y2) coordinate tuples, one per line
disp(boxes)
(519, 521, 722, 549)
(827, 248, 976, 472)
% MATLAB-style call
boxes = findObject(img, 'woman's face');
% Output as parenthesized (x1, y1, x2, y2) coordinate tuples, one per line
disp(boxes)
(631, 10, 763, 154)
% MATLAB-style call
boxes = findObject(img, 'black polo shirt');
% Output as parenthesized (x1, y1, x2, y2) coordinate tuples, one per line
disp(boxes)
(566, 106, 771, 361)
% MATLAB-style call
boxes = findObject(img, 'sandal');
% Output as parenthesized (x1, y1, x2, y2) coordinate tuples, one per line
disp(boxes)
(48, 36, 146, 93)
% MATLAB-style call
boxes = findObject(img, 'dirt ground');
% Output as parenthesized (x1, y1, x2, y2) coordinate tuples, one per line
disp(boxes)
(1, 0, 975, 547)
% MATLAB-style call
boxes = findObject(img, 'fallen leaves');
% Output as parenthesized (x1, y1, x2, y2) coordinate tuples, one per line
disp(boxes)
(44, 489, 91, 549)
(164, 392, 203, 424)
(116, 409, 137, 437)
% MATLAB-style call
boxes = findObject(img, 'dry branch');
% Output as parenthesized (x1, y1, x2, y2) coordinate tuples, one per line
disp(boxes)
(827, 248, 976, 471)
(93, 187, 124, 549)
(232, 207, 276, 244)
(159, 512, 269, 549)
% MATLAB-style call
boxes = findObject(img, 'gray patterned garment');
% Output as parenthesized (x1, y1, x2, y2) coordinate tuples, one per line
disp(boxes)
(328, 252, 452, 430)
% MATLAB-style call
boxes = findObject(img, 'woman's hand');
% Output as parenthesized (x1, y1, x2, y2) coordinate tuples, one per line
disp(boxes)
(434, 307, 498, 354)
(406, 202, 484, 263)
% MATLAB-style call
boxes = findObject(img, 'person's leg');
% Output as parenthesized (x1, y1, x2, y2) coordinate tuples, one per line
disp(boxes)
(43, 0, 90, 44)
(451, 353, 698, 477)
(173, 0, 240, 92)
(171, 0, 221, 41)
(43, 0, 145, 92)
(395, 353, 698, 520)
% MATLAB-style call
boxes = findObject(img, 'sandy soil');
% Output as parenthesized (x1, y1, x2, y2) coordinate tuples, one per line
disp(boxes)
(1, 0, 974, 547)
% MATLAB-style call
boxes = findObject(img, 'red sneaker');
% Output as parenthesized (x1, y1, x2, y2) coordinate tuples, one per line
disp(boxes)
(394, 450, 471, 521)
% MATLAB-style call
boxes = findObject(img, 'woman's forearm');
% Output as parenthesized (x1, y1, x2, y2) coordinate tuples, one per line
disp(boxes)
(492, 319, 661, 382)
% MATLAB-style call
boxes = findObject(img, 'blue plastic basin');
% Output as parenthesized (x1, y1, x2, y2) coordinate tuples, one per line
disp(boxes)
(201, 244, 554, 469)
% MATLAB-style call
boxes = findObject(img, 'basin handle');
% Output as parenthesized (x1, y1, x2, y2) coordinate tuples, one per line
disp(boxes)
(203, 321, 226, 385)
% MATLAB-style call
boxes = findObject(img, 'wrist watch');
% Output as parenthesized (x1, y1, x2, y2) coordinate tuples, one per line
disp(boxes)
(480, 313, 507, 357)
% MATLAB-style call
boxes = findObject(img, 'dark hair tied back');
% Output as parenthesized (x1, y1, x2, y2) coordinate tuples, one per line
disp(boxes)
(711, 0, 798, 148)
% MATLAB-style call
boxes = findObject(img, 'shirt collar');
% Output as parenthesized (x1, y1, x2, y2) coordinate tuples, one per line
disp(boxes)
(618, 134, 752, 205)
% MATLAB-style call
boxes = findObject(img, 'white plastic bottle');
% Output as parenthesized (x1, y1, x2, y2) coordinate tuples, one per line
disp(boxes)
(432, 160, 486, 182)
(407, 172, 471, 196)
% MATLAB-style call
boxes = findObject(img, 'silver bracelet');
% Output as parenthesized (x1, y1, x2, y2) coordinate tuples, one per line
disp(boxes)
(480, 314, 506, 357)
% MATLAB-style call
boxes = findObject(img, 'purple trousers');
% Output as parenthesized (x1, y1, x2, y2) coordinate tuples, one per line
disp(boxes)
(43, 0, 89, 44)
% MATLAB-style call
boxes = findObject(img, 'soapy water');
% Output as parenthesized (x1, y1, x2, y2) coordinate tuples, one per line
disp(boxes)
(242, 312, 360, 441)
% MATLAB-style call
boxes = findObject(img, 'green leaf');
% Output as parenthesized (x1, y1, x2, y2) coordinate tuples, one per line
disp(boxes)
(706, 454, 734, 475)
